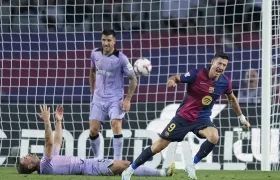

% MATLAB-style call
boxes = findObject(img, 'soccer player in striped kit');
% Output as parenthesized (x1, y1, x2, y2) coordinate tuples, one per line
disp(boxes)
(16, 105, 175, 176)
(122, 52, 250, 180)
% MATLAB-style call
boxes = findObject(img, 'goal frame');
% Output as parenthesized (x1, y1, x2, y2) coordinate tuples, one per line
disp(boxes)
(261, 0, 272, 171)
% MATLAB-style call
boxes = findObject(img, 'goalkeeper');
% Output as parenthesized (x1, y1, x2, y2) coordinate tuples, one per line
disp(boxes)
(16, 105, 175, 177)
(89, 29, 137, 160)
(122, 52, 250, 180)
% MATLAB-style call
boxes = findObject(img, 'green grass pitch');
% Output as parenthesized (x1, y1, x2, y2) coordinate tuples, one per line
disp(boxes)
(1, 167, 280, 180)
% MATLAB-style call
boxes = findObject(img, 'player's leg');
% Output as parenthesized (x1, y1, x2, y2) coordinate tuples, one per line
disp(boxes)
(130, 138, 170, 169)
(89, 120, 101, 157)
(89, 102, 106, 158)
(184, 120, 218, 180)
(109, 160, 175, 177)
(111, 119, 123, 160)
(193, 122, 219, 165)
(108, 101, 125, 160)
(122, 115, 189, 180)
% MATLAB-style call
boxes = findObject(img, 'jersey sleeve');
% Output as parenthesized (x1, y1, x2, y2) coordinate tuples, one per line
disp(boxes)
(224, 79, 233, 95)
(90, 50, 95, 68)
(120, 54, 135, 76)
(43, 147, 58, 159)
(40, 157, 54, 174)
(179, 69, 199, 83)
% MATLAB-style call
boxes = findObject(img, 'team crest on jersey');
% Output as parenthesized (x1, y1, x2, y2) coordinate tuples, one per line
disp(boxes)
(201, 95, 213, 105)
(209, 87, 215, 93)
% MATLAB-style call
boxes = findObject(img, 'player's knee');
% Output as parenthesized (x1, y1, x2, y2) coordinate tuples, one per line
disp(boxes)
(207, 132, 219, 144)
(122, 160, 130, 168)
(89, 127, 99, 136)
(110, 160, 130, 175)
(151, 138, 170, 153)
(89, 120, 101, 136)
(111, 120, 122, 134)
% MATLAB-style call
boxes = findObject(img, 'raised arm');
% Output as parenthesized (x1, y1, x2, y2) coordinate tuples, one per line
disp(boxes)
(39, 105, 54, 158)
(167, 70, 198, 87)
(53, 105, 64, 152)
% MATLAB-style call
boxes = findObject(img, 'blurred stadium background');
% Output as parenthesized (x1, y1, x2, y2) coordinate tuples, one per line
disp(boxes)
(1, 0, 280, 176)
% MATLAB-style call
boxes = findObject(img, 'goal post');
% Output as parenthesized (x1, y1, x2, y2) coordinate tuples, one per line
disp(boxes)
(261, 0, 272, 171)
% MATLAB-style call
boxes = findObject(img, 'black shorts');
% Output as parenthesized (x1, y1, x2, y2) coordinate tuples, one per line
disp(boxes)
(159, 115, 216, 142)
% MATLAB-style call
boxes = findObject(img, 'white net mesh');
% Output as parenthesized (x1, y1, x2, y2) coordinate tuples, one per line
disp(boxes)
(271, 0, 280, 171)
(0, 0, 279, 170)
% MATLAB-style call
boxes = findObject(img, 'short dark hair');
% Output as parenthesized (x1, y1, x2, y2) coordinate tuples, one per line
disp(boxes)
(214, 52, 229, 60)
(16, 157, 34, 174)
(101, 29, 116, 37)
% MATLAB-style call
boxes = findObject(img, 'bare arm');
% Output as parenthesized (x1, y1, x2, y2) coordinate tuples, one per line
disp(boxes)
(44, 120, 54, 158)
(125, 73, 137, 100)
(53, 106, 64, 152)
(53, 120, 62, 152)
(226, 92, 242, 116)
(226, 92, 250, 127)
(89, 67, 96, 94)
(39, 105, 54, 158)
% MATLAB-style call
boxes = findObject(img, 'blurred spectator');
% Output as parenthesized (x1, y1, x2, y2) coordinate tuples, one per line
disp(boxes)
(0, 87, 3, 95)
(65, 0, 92, 32)
(11, 0, 44, 33)
(0, 0, 12, 33)
(243, 0, 261, 32)
(271, 60, 280, 103)
(272, 0, 280, 35)
(188, 0, 220, 34)
(42, 0, 65, 32)
(216, 0, 246, 46)
(238, 69, 261, 103)
(161, 0, 198, 33)
(112, 0, 150, 31)
(272, 60, 280, 84)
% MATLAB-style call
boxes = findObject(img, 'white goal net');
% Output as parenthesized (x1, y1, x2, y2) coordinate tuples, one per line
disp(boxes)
(0, 0, 279, 171)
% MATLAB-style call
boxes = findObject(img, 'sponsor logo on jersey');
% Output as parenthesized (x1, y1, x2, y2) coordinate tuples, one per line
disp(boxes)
(96, 68, 112, 76)
(201, 95, 213, 105)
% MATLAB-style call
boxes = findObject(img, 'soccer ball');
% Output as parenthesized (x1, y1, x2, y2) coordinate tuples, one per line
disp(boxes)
(133, 58, 152, 76)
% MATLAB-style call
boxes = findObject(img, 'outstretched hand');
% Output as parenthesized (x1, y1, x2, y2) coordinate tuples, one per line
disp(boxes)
(167, 79, 177, 87)
(55, 105, 64, 121)
(38, 105, 50, 122)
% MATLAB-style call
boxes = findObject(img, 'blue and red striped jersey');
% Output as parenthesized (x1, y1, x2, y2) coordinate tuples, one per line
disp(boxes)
(177, 68, 232, 121)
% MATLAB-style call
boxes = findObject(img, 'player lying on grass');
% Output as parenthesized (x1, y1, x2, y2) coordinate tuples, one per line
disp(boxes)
(16, 105, 175, 176)
(122, 52, 251, 180)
